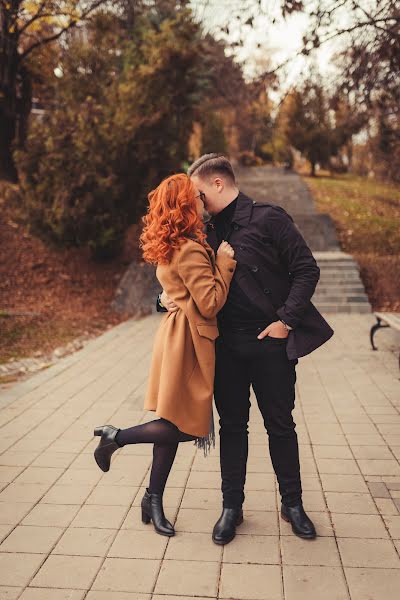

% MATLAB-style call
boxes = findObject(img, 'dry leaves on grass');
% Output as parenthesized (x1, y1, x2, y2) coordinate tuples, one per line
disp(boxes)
(0, 194, 143, 364)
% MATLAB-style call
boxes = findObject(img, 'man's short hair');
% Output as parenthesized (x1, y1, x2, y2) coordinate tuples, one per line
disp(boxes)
(187, 153, 236, 183)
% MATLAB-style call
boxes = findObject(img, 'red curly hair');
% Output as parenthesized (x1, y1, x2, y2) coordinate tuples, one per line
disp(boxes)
(139, 173, 208, 265)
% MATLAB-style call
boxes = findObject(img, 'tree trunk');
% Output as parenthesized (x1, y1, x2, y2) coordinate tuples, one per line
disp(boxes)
(310, 161, 316, 177)
(347, 140, 353, 170)
(0, 38, 19, 181)
(0, 60, 32, 182)
(17, 66, 32, 149)
(0, 109, 18, 181)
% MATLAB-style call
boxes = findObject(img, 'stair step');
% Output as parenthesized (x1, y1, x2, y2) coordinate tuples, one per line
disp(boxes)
(318, 278, 362, 284)
(313, 302, 372, 313)
(318, 263, 360, 275)
(317, 259, 359, 263)
(318, 263, 360, 273)
(319, 261, 359, 265)
(318, 276, 363, 283)
(316, 282, 366, 289)
(313, 295, 369, 303)
(318, 269, 362, 275)
(315, 282, 365, 294)
(313, 252, 355, 260)
(319, 277, 362, 282)
(316, 293, 367, 298)
(314, 256, 357, 261)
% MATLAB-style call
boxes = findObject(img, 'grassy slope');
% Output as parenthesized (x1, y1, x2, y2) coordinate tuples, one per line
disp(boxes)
(0, 188, 143, 370)
(304, 173, 400, 311)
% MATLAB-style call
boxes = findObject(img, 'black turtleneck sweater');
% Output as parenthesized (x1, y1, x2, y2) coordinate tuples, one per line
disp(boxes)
(213, 196, 270, 329)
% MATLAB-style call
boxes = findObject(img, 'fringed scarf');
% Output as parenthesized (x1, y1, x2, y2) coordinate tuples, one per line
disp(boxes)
(193, 408, 216, 457)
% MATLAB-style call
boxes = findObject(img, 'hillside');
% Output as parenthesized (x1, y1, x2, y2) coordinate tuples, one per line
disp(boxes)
(0, 190, 143, 370)
(305, 173, 400, 312)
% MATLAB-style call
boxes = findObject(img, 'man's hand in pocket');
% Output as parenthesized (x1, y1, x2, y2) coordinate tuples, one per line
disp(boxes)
(257, 320, 289, 339)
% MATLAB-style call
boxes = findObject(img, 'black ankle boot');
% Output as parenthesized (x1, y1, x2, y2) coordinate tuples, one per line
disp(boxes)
(141, 488, 175, 537)
(281, 502, 316, 539)
(93, 425, 121, 472)
(212, 507, 244, 545)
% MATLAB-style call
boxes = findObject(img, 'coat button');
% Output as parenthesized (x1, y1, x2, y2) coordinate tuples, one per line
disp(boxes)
(263, 288, 271, 294)
(233, 224, 239, 230)
(239, 245, 245, 250)
(251, 265, 259, 272)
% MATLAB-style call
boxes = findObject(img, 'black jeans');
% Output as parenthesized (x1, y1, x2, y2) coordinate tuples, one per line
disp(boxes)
(214, 324, 302, 509)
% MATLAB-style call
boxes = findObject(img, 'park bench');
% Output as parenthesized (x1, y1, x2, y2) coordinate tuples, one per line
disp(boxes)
(370, 312, 400, 371)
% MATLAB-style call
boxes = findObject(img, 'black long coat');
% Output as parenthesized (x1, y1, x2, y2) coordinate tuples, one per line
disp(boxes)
(157, 190, 334, 361)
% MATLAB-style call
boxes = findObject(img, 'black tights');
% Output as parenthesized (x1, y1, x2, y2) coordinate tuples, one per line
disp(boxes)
(115, 418, 197, 495)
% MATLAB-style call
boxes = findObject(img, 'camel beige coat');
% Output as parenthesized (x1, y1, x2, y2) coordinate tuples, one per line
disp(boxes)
(144, 237, 237, 437)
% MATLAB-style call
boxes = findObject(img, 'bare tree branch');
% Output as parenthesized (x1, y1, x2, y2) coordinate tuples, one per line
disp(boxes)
(20, 0, 107, 59)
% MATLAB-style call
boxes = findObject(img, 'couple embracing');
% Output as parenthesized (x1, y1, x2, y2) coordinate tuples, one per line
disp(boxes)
(93, 154, 334, 545)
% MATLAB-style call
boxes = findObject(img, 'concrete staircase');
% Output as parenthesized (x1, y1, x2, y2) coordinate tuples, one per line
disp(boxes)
(312, 252, 372, 314)
(237, 166, 372, 314)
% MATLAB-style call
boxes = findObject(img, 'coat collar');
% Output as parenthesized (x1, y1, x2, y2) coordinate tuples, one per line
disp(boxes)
(207, 190, 255, 228)
(182, 234, 215, 271)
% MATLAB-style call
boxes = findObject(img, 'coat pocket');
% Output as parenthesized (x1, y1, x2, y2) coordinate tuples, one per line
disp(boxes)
(263, 335, 288, 343)
(196, 323, 220, 340)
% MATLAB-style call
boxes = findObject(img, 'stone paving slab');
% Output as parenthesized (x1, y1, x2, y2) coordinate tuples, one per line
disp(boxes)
(0, 311, 399, 600)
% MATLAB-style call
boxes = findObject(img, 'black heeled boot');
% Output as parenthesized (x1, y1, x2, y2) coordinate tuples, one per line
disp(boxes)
(212, 507, 244, 545)
(141, 488, 175, 537)
(93, 425, 121, 472)
(281, 502, 316, 539)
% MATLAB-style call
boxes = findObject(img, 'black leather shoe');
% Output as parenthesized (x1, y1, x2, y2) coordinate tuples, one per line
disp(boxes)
(212, 507, 244, 545)
(141, 488, 175, 537)
(93, 425, 121, 472)
(281, 502, 316, 539)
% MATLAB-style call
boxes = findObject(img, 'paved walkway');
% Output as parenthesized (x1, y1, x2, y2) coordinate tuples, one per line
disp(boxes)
(1, 311, 400, 600)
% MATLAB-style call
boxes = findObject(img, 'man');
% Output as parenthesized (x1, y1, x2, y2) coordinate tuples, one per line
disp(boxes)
(156, 154, 334, 544)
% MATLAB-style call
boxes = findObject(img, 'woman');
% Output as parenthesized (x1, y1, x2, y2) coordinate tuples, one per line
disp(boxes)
(93, 173, 237, 537)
